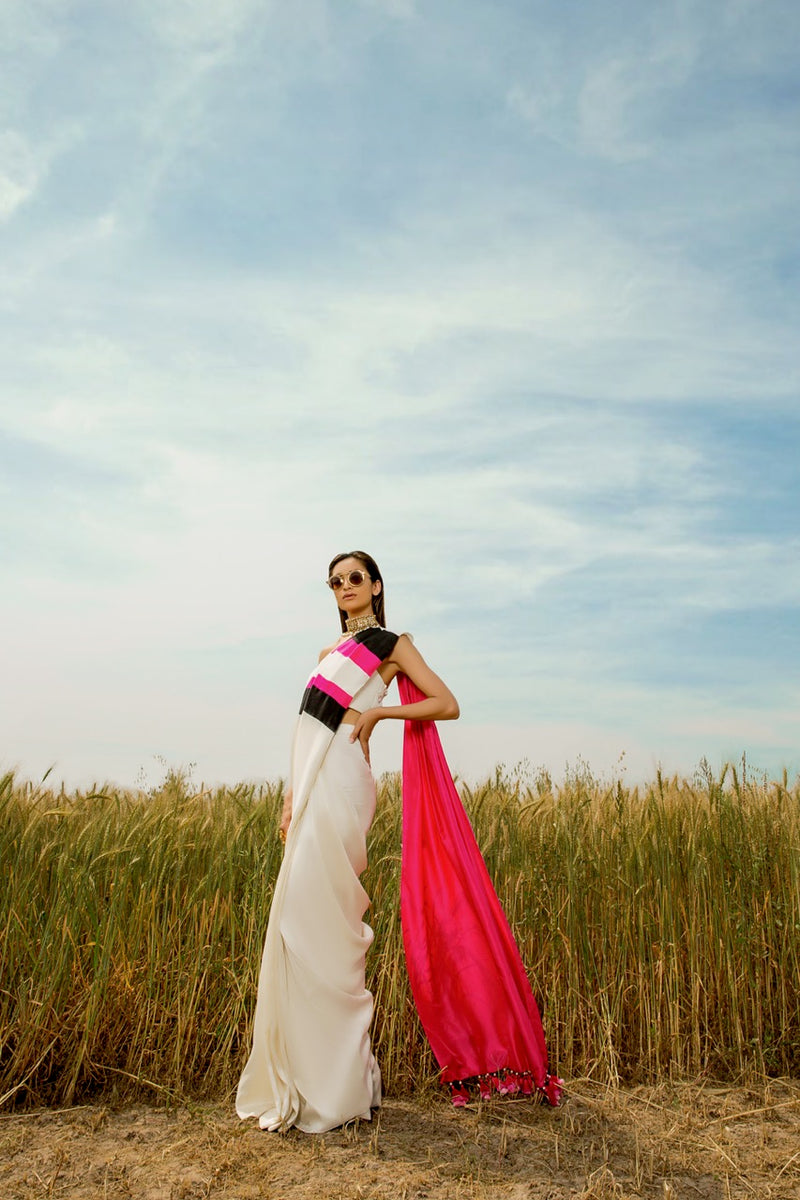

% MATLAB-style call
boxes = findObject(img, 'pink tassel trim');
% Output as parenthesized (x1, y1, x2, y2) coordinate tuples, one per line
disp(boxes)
(448, 1070, 564, 1108)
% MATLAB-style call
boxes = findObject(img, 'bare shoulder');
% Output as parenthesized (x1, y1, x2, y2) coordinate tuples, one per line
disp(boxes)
(318, 639, 340, 662)
(388, 632, 423, 668)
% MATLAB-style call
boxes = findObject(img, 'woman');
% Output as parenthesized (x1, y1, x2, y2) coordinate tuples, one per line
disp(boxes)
(236, 551, 459, 1133)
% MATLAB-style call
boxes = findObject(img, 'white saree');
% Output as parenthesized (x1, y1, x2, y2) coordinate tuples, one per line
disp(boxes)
(236, 627, 398, 1133)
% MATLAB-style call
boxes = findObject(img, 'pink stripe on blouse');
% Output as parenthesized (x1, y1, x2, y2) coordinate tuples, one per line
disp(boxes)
(307, 674, 353, 709)
(337, 639, 381, 674)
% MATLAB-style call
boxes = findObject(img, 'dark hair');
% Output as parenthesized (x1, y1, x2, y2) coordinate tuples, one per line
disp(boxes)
(327, 550, 386, 631)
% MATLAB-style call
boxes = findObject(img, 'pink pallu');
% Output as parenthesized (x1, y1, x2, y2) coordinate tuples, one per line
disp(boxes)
(398, 675, 560, 1103)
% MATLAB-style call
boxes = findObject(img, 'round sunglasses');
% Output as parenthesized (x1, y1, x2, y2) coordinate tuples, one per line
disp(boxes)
(326, 569, 371, 591)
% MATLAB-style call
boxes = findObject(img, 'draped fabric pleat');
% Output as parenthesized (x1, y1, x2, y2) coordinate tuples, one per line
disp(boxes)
(235, 726, 382, 1132)
(236, 627, 398, 1132)
(398, 675, 557, 1099)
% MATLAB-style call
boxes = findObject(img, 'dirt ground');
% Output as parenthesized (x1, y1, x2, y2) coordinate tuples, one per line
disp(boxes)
(2, 1081, 799, 1200)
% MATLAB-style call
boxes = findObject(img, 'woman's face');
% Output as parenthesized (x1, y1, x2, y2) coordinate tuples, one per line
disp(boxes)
(329, 556, 381, 618)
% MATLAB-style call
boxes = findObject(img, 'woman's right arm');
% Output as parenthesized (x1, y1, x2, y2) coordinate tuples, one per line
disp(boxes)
(347, 635, 459, 762)
(279, 786, 293, 838)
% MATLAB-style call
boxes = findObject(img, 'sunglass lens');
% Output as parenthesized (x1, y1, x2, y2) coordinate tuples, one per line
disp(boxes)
(348, 571, 366, 586)
(328, 575, 345, 590)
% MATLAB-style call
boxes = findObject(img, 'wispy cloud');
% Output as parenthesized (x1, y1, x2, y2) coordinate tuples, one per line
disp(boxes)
(0, 131, 43, 218)
(355, 0, 416, 18)
(1, 0, 798, 787)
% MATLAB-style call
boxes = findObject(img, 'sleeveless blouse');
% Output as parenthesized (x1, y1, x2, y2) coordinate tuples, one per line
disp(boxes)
(347, 670, 389, 712)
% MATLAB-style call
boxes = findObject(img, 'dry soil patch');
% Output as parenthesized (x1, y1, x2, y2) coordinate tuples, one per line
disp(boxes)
(2, 1082, 799, 1199)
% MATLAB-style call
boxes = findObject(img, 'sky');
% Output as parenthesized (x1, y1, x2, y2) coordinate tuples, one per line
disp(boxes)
(1, 0, 798, 790)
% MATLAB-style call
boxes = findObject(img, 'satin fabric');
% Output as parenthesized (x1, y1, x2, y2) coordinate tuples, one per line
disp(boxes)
(398, 675, 549, 1087)
(237, 630, 397, 1133)
(236, 724, 381, 1132)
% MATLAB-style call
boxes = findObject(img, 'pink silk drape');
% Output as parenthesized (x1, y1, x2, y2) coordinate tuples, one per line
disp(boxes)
(398, 675, 552, 1094)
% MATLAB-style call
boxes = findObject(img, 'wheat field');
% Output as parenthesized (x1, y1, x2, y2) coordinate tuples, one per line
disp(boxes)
(2, 760, 799, 1110)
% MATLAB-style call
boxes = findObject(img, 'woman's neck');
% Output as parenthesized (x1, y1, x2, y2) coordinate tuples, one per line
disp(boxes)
(344, 612, 380, 634)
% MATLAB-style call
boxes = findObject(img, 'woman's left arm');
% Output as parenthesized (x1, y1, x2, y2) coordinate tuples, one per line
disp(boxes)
(349, 635, 459, 762)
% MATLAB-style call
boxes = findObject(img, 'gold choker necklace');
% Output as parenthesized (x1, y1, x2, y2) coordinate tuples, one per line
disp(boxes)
(345, 613, 380, 634)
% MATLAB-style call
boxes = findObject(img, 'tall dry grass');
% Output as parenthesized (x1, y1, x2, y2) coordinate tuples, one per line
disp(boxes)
(1, 759, 799, 1109)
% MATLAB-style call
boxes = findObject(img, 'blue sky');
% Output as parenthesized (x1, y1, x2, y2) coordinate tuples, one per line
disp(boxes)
(1, 0, 798, 788)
